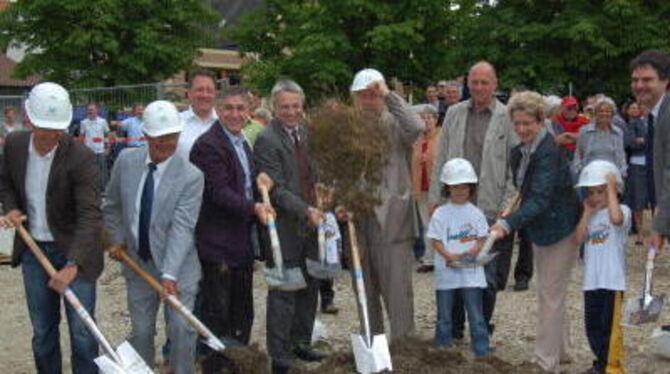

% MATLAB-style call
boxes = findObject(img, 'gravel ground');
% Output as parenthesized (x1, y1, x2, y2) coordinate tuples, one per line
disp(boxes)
(1, 238, 670, 373)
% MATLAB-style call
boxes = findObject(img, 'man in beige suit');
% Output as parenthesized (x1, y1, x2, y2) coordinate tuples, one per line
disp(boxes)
(428, 61, 518, 339)
(350, 68, 424, 339)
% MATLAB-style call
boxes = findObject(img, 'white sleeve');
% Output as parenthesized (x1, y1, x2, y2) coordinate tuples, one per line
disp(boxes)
(426, 207, 445, 240)
(621, 205, 632, 232)
(103, 119, 110, 132)
(475, 208, 490, 237)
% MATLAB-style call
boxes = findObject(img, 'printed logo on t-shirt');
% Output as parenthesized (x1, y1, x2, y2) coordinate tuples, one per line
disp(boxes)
(587, 223, 610, 245)
(447, 224, 479, 243)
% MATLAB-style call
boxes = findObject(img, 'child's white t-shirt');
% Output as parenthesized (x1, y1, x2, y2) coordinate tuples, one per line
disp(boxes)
(426, 201, 488, 290)
(582, 205, 631, 291)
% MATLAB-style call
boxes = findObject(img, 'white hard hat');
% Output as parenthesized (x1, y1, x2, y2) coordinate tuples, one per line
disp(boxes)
(350, 68, 385, 92)
(576, 160, 623, 191)
(440, 158, 478, 185)
(24, 82, 73, 130)
(142, 100, 182, 137)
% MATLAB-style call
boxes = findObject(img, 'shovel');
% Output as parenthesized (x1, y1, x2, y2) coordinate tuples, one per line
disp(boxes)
(623, 247, 665, 326)
(307, 184, 342, 279)
(15, 224, 153, 374)
(347, 217, 392, 374)
(110, 248, 229, 353)
(257, 173, 307, 291)
(449, 235, 499, 268)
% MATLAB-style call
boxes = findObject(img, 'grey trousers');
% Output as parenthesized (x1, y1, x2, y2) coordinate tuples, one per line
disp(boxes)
(266, 269, 318, 366)
(354, 218, 415, 340)
(125, 259, 198, 374)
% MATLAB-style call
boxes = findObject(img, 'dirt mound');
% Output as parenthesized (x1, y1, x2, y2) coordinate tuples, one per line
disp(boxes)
(295, 336, 542, 374)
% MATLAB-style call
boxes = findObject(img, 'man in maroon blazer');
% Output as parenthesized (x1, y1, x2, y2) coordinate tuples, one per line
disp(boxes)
(189, 87, 272, 373)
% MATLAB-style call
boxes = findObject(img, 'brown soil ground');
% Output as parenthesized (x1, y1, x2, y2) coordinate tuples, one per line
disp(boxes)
(2, 238, 670, 373)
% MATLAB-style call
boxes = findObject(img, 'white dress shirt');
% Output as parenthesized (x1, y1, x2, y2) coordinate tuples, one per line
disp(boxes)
(131, 154, 175, 280)
(25, 136, 57, 241)
(176, 107, 218, 160)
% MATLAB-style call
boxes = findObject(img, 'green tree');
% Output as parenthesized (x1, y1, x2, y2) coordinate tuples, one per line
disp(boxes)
(0, 0, 218, 87)
(228, 0, 465, 100)
(229, 0, 670, 101)
(445, 0, 670, 99)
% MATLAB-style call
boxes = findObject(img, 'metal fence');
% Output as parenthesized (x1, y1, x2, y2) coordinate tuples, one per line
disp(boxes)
(0, 79, 231, 123)
(0, 95, 25, 124)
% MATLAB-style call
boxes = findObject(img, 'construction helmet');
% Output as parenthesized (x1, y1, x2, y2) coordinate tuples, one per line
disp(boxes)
(440, 158, 478, 185)
(576, 160, 623, 192)
(24, 82, 73, 130)
(142, 100, 182, 137)
(350, 68, 385, 92)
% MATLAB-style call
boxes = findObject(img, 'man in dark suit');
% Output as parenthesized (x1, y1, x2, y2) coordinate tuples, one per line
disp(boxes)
(0, 82, 103, 373)
(254, 80, 325, 374)
(189, 87, 273, 373)
(630, 50, 670, 252)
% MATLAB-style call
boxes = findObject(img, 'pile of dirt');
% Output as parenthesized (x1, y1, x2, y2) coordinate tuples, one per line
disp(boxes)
(294, 336, 545, 374)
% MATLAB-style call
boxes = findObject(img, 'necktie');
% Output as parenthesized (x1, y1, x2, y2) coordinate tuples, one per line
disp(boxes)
(292, 129, 314, 203)
(646, 113, 655, 205)
(138, 162, 157, 261)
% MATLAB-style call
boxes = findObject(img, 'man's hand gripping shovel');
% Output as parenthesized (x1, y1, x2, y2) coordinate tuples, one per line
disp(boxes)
(12, 222, 152, 374)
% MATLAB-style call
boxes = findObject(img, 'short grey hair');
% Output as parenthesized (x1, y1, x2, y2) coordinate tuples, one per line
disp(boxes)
(271, 79, 305, 108)
(594, 96, 616, 111)
(411, 104, 438, 117)
(445, 80, 462, 95)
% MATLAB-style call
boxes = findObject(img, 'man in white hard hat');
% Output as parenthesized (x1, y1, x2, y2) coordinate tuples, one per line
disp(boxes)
(104, 100, 205, 374)
(0, 82, 103, 373)
(349, 68, 424, 340)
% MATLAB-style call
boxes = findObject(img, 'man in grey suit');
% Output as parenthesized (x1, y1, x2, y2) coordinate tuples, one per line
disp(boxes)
(348, 68, 424, 340)
(630, 49, 670, 252)
(103, 100, 204, 374)
(254, 79, 325, 374)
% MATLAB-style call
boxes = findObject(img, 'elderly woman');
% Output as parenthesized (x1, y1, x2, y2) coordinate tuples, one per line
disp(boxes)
(572, 97, 627, 178)
(411, 104, 440, 271)
(490, 91, 580, 373)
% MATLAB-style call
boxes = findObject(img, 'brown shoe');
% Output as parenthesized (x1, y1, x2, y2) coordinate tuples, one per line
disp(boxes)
(321, 304, 339, 314)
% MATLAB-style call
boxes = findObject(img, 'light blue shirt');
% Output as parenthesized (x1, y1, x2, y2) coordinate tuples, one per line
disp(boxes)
(121, 116, 146, 147)
(222, 125, 253, 201)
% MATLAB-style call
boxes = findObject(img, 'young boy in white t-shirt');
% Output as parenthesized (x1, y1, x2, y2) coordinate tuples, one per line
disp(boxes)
(575, 160, 631, 374)
(426, 158, 490, 357)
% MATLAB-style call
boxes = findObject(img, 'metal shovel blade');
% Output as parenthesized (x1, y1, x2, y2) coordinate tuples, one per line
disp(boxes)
(350, 333, 392, 374)
(94, 341, 154, 374)
(306, 258, 342, 279)
(263, 266, 307, 291)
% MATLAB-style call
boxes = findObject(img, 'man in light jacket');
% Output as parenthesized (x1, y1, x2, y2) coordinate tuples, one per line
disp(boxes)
(428, 61, 519, 338)
(349, 68, 424, 340)
(104, 100, 204, 374)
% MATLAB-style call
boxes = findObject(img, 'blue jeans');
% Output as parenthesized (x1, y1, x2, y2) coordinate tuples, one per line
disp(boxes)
(435, 288, 490, 357)
(21, 242, 99, 374)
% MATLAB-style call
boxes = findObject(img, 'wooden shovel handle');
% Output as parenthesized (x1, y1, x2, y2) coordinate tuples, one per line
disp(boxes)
(16, 224, 58, 276)
(116, 249, 165, 293)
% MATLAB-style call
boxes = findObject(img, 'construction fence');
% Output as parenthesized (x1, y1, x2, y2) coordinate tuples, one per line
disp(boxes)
(0, 79, 231, 123)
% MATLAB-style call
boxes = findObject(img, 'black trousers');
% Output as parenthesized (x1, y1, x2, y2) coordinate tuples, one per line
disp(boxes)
(584, 289, 624, 372)
(267, 271, 319, 367)
(319, 279, 335, 308)
(200, 261, 254, 373)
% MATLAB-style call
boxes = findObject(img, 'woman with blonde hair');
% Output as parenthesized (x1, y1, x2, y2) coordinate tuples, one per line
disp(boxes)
(490, 91, 581, 373)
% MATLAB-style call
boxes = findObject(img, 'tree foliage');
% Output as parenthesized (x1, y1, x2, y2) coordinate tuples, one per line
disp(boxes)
(0, 0, 218, 87)
(229, 0, 670, 100)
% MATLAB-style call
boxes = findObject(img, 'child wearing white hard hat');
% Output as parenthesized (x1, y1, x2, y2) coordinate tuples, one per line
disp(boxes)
(425, 157, 490, 357)
(574, 160, 631, 374)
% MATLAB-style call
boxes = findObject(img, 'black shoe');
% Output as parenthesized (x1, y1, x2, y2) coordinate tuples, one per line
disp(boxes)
(513, 279, 529, 291)
(321, 304, 339, 314)
(293, 345, 328, 362)
(271, 362, 290, 374)
(417, 264, 434, 273)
